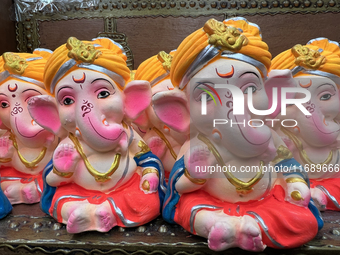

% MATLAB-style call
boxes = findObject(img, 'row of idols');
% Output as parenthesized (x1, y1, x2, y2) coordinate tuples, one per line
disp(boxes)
(0, 17, 339, 251)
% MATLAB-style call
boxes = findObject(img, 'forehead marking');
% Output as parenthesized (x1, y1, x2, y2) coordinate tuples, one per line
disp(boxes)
(216, 65, 234, 79)
(8, 83, 18, 92)
(72, 72, 86, 84)
(299, 79, 312, 88)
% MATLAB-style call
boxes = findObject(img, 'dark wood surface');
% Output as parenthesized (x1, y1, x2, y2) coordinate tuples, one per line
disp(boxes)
(0, 203, 340, 254)
(0, 0, 17, 55)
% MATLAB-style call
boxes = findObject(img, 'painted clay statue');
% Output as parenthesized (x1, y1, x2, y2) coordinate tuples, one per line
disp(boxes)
(28, 37, 163, 233)
(133, 51, 187, 180)
(0, 49, 58, 205)
(271, 38, 340, 211)
(153, 18, 322, 251)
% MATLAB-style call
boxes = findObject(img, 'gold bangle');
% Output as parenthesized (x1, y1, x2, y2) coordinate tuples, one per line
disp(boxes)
(0, 158, 11, 163)
(53, 167, 74, 178)
(184, 168, 206, 185)
(142, 168, 159, 177)
(285, 177, 308, 186)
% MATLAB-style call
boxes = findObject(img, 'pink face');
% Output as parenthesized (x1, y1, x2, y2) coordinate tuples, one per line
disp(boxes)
(188, 58, 272, 157)
(55, 69, 128, 152)
(0, 79, 52, 148)
(289, 75, 340, 147)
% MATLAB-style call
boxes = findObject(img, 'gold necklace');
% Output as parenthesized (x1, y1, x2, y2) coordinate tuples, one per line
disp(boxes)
(280, 127, 333, 167)
(153, 127, 178, 160)
(197, 134, 264, 194)
(9, 133, 46, 169)
(68, 133, 121, 182)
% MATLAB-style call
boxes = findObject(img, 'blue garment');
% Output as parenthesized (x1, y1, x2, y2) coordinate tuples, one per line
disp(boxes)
(277, 158, 324, 230)
(40, 160, 55, 215)
(134, 151, 166, 206)
(0, 180, 12, 219)
(162, 156, 185, 223)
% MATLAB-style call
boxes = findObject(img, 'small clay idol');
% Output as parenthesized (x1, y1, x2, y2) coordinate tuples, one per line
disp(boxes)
(133, 51, 187, 181)
(0, 49, 57, 205)
(153, 18, 322, 251)
(271, 38, 340, 211)
(28, 37, 163, 233)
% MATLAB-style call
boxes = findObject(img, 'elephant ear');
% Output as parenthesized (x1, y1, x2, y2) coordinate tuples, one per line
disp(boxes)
(152, 88, 190, 133)
(124, 80, 151, 122)
(133, 111, 150, 131)
(27, 95, 68, 138)
(265, 69, 297, 118)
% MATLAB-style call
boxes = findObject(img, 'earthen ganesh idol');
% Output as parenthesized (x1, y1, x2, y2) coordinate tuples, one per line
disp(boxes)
(0, 49, 58, 205)
(152, 18, 323, 251)
(271, 38, 340, 211)
(28, 37, 163, 233)
(133, 51, 187, 181)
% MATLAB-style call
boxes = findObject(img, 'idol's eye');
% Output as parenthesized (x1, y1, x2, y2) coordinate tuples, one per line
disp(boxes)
(201, 92, 213, 101)
(194, 89, 213, 102)
(1, 102, 9, 108)
(243, 86, 257, 94)
(63, 97, 74, 105)
(193, 83, 216, 102)
(320, 93, 332, 101)
(97, 90, 110, 99)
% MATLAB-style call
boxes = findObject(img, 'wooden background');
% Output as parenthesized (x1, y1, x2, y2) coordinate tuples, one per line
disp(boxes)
(0, 0, 17, 54)
(0, 0, 340, 69)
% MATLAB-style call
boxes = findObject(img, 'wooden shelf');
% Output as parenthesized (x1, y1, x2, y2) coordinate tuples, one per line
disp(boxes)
(0, 204, 339, 254)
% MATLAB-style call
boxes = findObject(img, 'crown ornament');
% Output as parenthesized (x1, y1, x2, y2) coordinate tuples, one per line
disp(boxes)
(203, 19, 249, 52)
(157, 51, 173, 72)
(3, 53, 28, 75)
(292, 44, 326, 70)
(66, 37, 102, 63)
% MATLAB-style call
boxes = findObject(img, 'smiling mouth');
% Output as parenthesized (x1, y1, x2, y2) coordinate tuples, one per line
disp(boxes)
(88, 118, 126, 141)
(15, 117, 44, 138)
(138, 127, 146, 134)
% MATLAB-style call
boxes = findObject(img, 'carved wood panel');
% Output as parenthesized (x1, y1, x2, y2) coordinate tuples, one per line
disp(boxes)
(14, 0, 340, 69)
